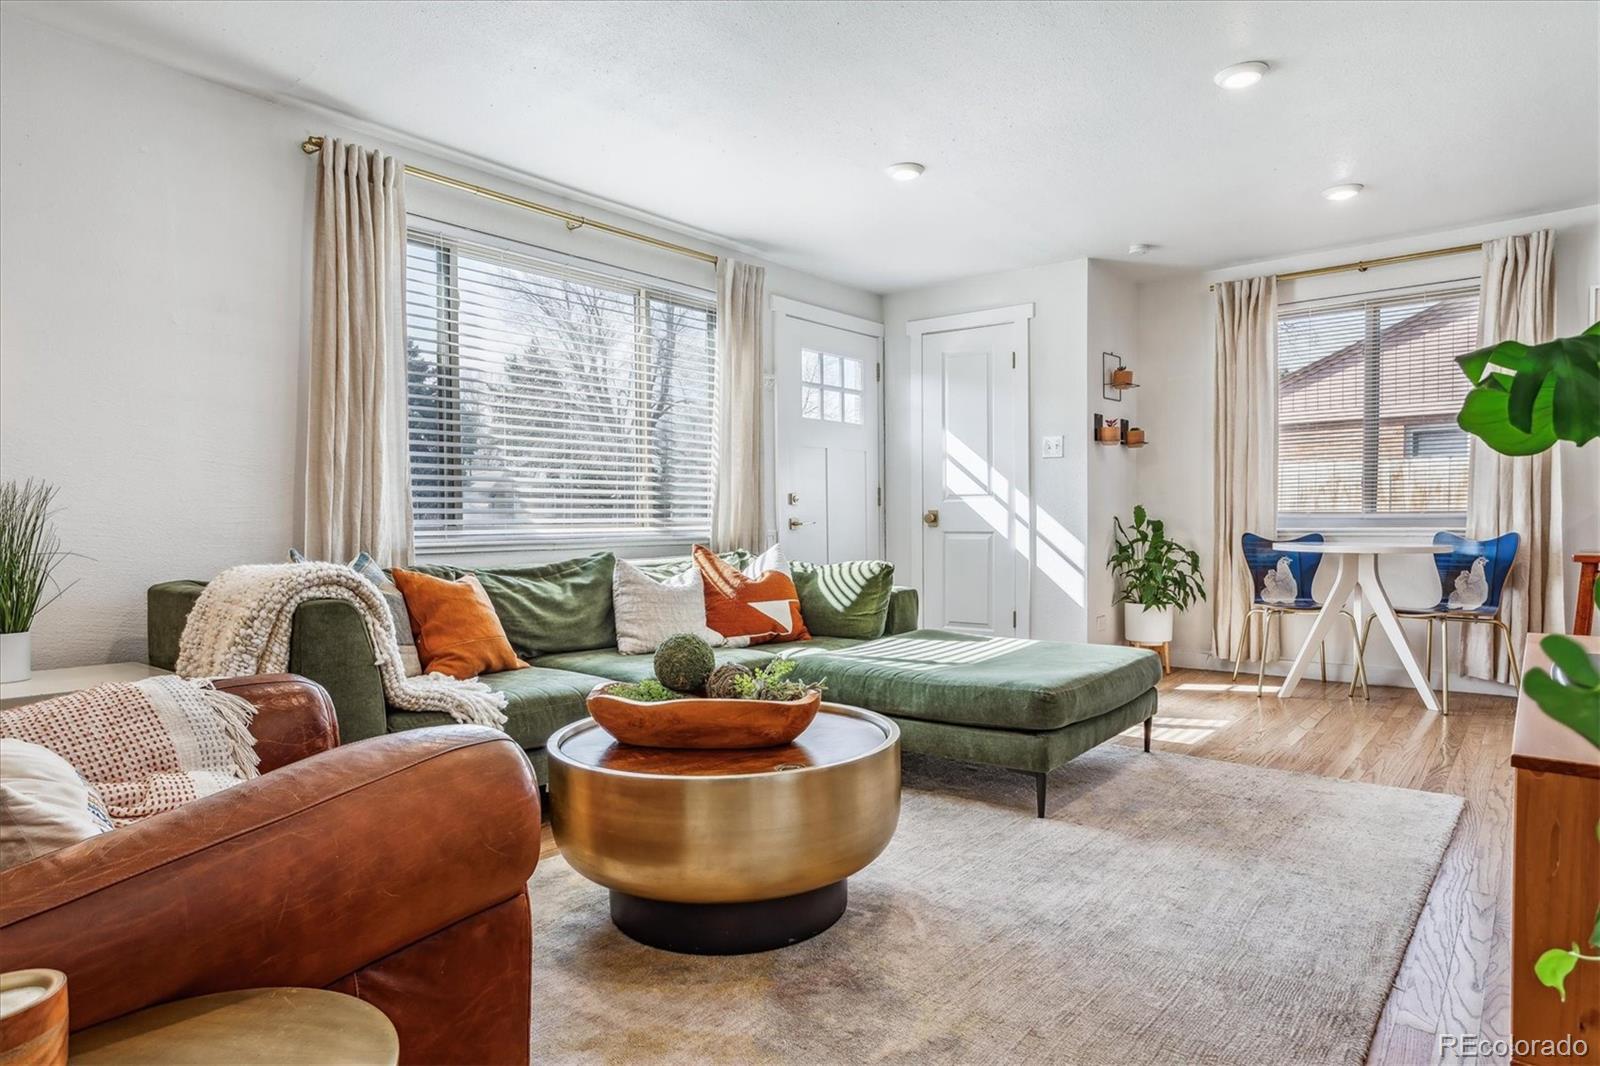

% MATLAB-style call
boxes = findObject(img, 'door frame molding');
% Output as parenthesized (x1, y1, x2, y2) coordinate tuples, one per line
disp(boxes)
(768, 295, 887, 556)
(905, 302, 1034, 637)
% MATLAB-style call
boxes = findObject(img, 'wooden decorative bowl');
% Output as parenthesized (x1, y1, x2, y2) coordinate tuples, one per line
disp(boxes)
(586, 685, 822, 749)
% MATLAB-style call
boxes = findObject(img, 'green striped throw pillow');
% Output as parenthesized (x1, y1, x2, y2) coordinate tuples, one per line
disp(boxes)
(789, 560, 895, 640)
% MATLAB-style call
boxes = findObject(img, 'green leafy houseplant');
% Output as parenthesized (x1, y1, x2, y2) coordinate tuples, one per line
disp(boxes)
(1455, 322, 1600, 456)
(1454, 324, 1600, 1002)
(1108, 506, 1206, 611)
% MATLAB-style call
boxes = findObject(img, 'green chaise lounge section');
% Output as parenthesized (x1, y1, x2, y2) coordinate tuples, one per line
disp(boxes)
(147, 563, 1161, 814)
(780, 630, 1163, 816)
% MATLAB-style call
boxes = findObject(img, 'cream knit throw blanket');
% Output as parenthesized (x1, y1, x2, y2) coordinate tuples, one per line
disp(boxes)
(0, 677, 260, 825)
(176, 562, 508, 728)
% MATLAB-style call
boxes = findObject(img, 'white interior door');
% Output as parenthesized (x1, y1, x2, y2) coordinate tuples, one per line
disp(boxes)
(920, 323, 1024, 636)
(773, 307, 882, 564)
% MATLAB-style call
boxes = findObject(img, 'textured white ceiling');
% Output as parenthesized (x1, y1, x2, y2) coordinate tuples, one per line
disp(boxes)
(16, 0, 1599, 292)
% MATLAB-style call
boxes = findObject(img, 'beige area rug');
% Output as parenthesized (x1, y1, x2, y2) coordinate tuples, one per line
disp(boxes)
(530, 747, 1463, 1065)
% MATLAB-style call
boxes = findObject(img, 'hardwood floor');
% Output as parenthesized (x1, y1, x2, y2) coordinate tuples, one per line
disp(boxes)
(1112, 668, 1517, 1066)
(537, 667, 1517, 1064)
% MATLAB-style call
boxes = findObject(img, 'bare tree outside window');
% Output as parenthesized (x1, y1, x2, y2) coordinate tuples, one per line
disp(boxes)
(404, 230, 716, 549)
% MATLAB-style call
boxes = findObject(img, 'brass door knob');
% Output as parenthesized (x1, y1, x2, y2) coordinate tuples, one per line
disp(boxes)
(922, 509, 939, 527)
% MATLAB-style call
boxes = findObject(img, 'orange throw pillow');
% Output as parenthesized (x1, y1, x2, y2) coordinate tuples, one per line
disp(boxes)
(692, 545, 810, 646)
(389, 569, 528, 680)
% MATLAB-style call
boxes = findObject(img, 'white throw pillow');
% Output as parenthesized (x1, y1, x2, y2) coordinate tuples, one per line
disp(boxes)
(744, 542, 790, 578)
(0, 739, 115, 870)
(612, 558, 725, 655)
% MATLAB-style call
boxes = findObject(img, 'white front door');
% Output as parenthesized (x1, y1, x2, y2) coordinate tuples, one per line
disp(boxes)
(919, 322, 1026, 636)
(773, 304, 882, 564)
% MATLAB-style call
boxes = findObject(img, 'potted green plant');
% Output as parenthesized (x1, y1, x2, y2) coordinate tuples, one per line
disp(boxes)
(1453, 322, 1600, 1001)
(0, 479, 75, 682)
(1108, 505, 1206, 644)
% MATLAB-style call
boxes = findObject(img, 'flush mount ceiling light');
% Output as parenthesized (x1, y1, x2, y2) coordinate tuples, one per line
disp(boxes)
(1213, 61, 1269, 89)
(885, 162, 925, 182)
(1322, 183, 1365, 201)
(1128, 243, 1153, 256)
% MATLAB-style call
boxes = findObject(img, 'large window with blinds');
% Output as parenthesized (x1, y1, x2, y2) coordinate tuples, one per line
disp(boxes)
(405, 225, 717, 549)
(1275, 283, 1479, 529)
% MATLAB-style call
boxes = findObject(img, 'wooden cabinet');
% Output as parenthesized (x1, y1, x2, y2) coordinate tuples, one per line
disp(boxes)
(1512, 634, 1600, 1065)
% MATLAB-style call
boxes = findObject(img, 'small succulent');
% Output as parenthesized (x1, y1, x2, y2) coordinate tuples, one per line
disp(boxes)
(731, 658, 825, 703)
(653, 633, 716, 693)
(604, 679, 685, 703)
(705, 662, 754, 699)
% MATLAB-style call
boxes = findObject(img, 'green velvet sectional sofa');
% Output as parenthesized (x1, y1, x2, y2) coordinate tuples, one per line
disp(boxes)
(147, 553, 1162, 816)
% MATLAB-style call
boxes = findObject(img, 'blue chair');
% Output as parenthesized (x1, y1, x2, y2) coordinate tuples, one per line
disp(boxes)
(1354, 531, 1520, 714)
(1233, 533, 1365, 696)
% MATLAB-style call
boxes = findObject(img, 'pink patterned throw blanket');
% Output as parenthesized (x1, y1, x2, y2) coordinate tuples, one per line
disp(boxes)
(0, 677, 259, 826)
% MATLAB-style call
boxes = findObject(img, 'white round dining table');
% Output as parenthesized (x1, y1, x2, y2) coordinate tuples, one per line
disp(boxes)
(1270, 539, 1450, 712)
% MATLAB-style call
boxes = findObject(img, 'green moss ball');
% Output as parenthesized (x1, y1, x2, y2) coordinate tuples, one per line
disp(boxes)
(653, 633, 717, 694)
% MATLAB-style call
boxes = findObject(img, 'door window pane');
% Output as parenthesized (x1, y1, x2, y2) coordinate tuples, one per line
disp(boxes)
(822, 353, 842, 387)
(801, 385, 822, 420)
(801, 350, 821, 384)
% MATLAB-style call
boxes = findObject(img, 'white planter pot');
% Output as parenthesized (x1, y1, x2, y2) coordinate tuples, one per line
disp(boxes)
(1123, 604, 1174, 645)
(0, 631, 31, 683)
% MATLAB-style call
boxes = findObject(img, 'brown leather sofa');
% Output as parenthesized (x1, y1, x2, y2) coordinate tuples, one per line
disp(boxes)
(0, 675, 541, 1066)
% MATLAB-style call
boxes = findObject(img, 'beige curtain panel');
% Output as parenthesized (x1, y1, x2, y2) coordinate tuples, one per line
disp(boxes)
(711, 259, 767, 553)
(1211, 276, 1278, 662)
(1462, 229, 1563, 680)
(304, 138, 413, 566)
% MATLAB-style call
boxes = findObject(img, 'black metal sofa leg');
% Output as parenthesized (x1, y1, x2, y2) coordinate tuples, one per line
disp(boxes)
(1033, 772, 1047, 818)
(1144, 716, 1153, 752)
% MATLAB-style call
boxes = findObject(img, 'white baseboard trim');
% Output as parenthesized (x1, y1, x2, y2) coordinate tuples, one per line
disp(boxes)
(1165, 647, 1517, 698)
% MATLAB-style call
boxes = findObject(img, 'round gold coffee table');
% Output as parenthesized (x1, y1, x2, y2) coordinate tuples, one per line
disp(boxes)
(547, 702, 900, 955)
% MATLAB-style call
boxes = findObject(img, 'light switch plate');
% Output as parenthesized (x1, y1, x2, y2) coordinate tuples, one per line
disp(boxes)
(1041, 435, 1064, 458)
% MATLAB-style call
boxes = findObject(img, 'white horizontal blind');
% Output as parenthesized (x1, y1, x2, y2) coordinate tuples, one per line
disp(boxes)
(1275, 283, 1479, 528)
(405, 226, 717, 549)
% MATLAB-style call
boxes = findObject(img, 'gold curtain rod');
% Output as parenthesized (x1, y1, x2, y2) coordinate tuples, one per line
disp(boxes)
(300, 136, 719, 267)
(1208, 242, 1481, 292)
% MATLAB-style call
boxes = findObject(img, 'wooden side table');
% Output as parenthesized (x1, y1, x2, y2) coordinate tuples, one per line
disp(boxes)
(1573, 551, 1599, 636)
(0, 969, 68, 1066)
(1510, 633, 1600, 1065)
(67, 988, 397, 1065)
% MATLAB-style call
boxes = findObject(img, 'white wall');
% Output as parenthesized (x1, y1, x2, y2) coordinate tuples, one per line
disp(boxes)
(884, 259, 1111, 644)
(1085, 263, 1141, 643)
(1135, 204, 1600, 691)
(0, 12, 881, 669)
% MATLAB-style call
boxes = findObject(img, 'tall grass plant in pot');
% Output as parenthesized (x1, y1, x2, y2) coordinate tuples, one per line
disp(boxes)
(1109, 505, 1206, 644)
(0, 480, 75, 682)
